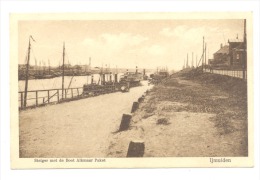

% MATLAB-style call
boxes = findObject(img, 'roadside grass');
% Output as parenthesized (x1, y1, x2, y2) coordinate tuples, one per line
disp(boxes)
(141, 69, 247, 135)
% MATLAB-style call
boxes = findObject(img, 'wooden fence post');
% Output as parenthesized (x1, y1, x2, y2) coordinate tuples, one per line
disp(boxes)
(47, 90, 50, 103)
(131, 102, 139, 113)
(57, 90, 59, 102)
(21, 92, 23, 109)
(36, 91, 38, 106)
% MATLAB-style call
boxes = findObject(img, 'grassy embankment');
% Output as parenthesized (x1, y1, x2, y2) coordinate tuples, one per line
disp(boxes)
(107, 69, 248, 157)
(144, 69, 247, 135)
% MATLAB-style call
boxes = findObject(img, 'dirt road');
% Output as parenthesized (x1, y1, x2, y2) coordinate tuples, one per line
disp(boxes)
(19, 81, 152, 158)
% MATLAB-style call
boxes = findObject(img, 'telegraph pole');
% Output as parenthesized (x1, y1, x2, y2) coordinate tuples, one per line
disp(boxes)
(202, 36, 205, 71)
(243, 19, 247, 79)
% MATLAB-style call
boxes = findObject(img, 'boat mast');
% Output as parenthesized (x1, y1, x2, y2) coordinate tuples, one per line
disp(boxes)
(48, 59, 50, 74)
(35, 58, 37, 75)
(24, 36, 35, 107)
(23, 37, 31, 108)
(62, 42, 65, 99)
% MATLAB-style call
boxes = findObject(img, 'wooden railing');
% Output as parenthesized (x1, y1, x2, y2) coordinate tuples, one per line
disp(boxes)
(19, 87, 84, 109)
(18, 85, 118, 110)
(204, 68, 247, 80)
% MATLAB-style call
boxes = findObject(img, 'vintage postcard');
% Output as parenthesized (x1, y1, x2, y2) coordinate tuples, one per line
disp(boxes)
(10, 12, 253, 168)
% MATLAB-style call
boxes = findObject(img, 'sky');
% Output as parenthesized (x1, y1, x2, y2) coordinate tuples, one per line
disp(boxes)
(18, 19, 244, 71)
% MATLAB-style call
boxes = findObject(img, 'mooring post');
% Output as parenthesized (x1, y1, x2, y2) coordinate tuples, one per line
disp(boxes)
(71, 89, 73, 98)
(138, 96, 144, 103)
(119, 114, 132, 131)
(77, 88, 79, 97)
(127, 141, 145, 157)
(131, 102, 139, 113)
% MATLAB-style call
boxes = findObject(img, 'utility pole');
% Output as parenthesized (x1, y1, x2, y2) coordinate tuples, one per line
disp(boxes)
(192, 52, 194, 68)
(89, 57, 91, 72)
(243, 19, 247, 79)
(186, 53, 189, 68)
(202, 36, 205, 71)
(48, 59, 50, 74)
(205, 43, 207, 68)
(196, 55, 198, 68)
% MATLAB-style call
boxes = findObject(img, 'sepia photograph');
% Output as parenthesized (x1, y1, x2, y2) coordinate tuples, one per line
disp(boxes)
(10, 12, 253, 168)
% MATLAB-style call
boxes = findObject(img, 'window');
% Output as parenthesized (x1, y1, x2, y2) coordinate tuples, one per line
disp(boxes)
(237, 53, 240, 60)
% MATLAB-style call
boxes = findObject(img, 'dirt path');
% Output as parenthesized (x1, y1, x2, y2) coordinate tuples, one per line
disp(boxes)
(19, 81, 152, 158)
(107, 76, 248, 157)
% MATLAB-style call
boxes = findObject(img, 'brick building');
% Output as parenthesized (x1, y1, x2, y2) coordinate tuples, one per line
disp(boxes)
(210, 37, 246, 69)
(210, 44, 230, 67)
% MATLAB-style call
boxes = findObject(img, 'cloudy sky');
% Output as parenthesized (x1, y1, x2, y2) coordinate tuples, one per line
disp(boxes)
(19, 19, 244, 70)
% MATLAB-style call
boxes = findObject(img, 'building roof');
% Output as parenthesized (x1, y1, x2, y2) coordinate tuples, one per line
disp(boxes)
(214, 45, 229, 54)
(228, 39, 243, 43)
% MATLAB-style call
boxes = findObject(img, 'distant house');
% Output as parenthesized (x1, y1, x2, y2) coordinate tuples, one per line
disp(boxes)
(209, 37, 246, 69)
(211, 44, 230, 66)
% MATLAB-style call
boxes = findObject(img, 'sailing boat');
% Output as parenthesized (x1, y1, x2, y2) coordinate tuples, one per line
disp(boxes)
(34, 59, 55, 79)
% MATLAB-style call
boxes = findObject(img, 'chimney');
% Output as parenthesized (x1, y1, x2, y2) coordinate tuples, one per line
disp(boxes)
(220, 43, 223, 48)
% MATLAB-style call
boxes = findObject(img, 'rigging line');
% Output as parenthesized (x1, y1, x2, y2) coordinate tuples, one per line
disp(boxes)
(67, 76, 75, 89)
(196, 52, 204, 67)
(196, 45, 207, 67)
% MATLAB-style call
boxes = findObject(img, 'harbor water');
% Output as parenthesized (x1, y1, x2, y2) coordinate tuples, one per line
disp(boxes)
(18, 73, 123, 107)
